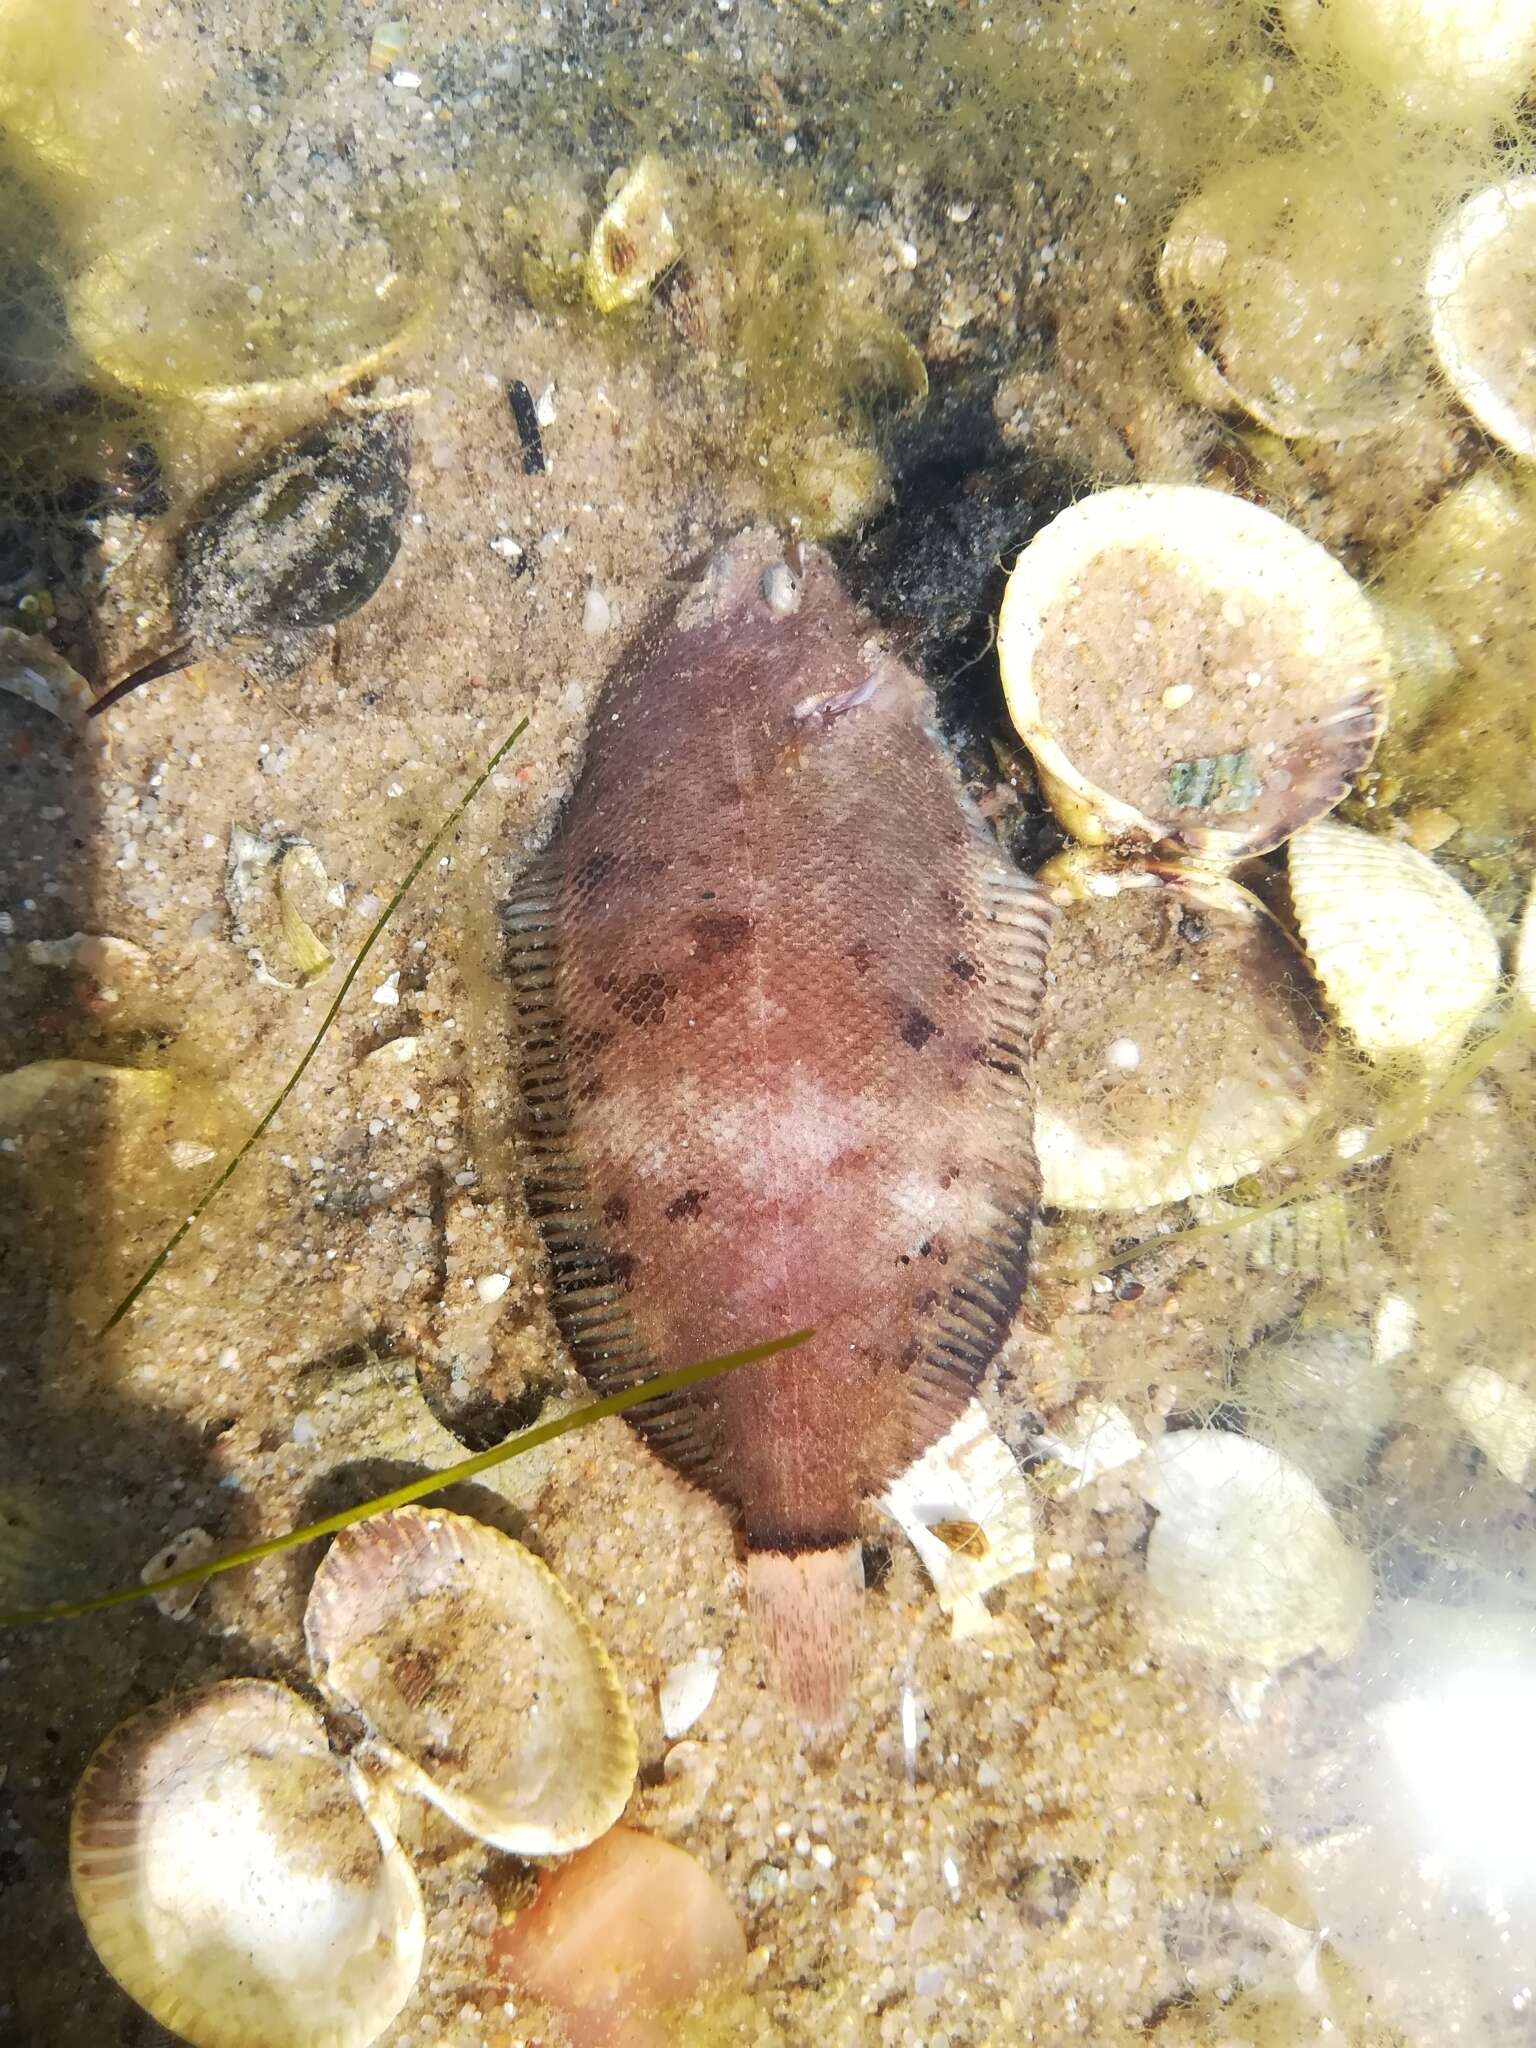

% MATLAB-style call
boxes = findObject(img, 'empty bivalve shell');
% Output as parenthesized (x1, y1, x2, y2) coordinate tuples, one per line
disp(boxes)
(998, 485, 1387, 861)
(69, 1679, 425, 2048)
(304, 1505, 638, 1856)
(1427, 177, 1536, 461)
(1031, 852, 1327, 1211)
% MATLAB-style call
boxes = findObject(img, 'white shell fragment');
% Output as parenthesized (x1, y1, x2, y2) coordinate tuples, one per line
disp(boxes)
(1035, 1401, 1145, 1490)
(1444, 1365, 1536, 1487)
(1032, 855, 1324, 1212)
(882, 1399, 1036, 1638)
(1287, 818, 1500, 1069)
(225, 830, 335, 989)
(1190, 1188, 1350, 1282)
(586, 155, 680, 313)
(659, 1650, 721, 1738)
(997, 485, 1386, 859)
(1428, 177, 1536, 459)
(1280, 0, 1536, 127)
(0, 627, 94, 722)
(139, 1526, 218, 1621)
(304, 1505, 638, 1855)
(70, 1680, 425, 2048)
(1517, 877, 1536, 1015)
(1139, 1430, 1371, 1671)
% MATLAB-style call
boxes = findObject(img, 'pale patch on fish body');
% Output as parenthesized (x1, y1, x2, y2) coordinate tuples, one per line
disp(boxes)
(505, 528, 1054, 1720)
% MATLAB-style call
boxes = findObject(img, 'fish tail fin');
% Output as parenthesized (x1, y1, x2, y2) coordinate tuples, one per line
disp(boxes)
(746, 1541, 865, 1726)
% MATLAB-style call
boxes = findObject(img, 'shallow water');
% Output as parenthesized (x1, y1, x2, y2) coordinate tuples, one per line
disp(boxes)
(2, 2, 1535, 2044)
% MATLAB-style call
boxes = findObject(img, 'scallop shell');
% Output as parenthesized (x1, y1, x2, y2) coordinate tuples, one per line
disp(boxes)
(1280, 0, 1536, 127)
(997, 485, 1387, 861)
(1427, 177, 1536, 461)
(70, 1680, 424, 2048)
(304, 1506, 637, 1855)
(1287, 818, 1501, 1069)
(1156, 156, 1428, 441)
(1032, 853, 1326, 1211)
(586, 156, 680, 313)
(1139, 1429, 1372, 1671)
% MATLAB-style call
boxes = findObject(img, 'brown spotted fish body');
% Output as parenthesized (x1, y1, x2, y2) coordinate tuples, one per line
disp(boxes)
(506, 529, 1053, 1719)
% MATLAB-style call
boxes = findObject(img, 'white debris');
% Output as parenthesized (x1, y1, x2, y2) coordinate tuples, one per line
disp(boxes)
(882, 1399, 1035, 1638)
(371, 970, 401, 1007)
(1138, 1428, 1371, 1670)
(1106, 1036, 1141, 1071)
(167, 1139, 217, 1171)
(1445, 1364, 1536, 1487)
(1036, 1401, 1144, 1490)
(0, 628, 93, 722)
(582, 584, 613, 635)
(474, 1272, 511, 1305)
(1373, 1291, 1417, 1364)
(659, 1649, 720, 1737)
(140, 1527, 217, 1620)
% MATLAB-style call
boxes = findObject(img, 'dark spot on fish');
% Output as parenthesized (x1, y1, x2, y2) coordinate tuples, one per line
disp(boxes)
(719, 779, 743, 803)
(596, 969, 675, 1028)
(901, 1006, 940, 1050)
(575, 1072, 604, 1104)
(847, 938, 874, 975)
(914, 1286, 941, 1314)
(949, 955, 980, 982)
(689, 911, 753, 964)
(609, 1250, 638, 1292)
(665, 1187, 709, 1221)
(602, 1193, 629, 1225)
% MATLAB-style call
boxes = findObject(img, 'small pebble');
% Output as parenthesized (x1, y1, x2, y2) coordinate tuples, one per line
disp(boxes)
(1161, 681, 1195, 710)
(761, 563, 802, 616)
(372, 970, 401, 1007)
(1106, 1036, 1141, 1072)
(140, 1527, 217, 1620)
(659, 1650, 720, 1736)
(476, 1272, 511, 1304)
(583, 585, 613, 635)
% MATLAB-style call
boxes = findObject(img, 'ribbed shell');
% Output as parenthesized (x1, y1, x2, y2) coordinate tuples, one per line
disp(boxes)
(304, 1506, 636, 1855)
(1287, 818, 1501, 1068)
(70, 1680, 424, 2048)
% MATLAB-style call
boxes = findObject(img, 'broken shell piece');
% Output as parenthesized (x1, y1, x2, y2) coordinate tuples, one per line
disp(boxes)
(70, 1680, 425, 2048)
(1032, 854, 1325, 1211)
(659, 1651, 721, 1739)
(1517, 877, 1536, 1014)
(1444, 1365, 1536, 1487)
(0, 626, 93, 722)
(67, 224, 425, 411)
(304, 1506, 637, 1855)
(140, 1526, 218, 1621)
(997, 485, 1387, 859)
(1280, 0, 1536, 128)
(586, 156, 680, 313)
(1427, 177, 1536, 460)
(1287, 818, 1500, 1069)
(1190, 1188, 1350, 1282)
(225, 830, 336, 989)
(881, 1399, 1036, 1638)
(490, 1825, 747, 2048)
(1157, 156, 1427, 441)
(0, 1058, 171, 1132)
(26, 933, 154, 987)
(1139, 1430, 1371, 1670)
(1035, 1401, 1145, 1490)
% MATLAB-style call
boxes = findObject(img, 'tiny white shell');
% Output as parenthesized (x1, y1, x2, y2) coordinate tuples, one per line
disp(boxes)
(70, 1680, 425, 2048)
(1035, 1401, 1145, 1489)
(882, 1399, 1036, 1638)
(1444, 1365, 1536, 1487)
(1428, 177, 1536, 460)
(1139, 1430, 1371, 1670)
(998, 485, 1386, 859)
(1032, 854, 1325, 1212)
(659, 1650, 721, 1738)
(304, 1505, 637, 1855)
(1287, 818, 1500, 1069)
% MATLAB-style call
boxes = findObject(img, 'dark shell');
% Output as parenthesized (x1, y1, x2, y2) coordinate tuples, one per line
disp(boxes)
(176, 407, 410, 648)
